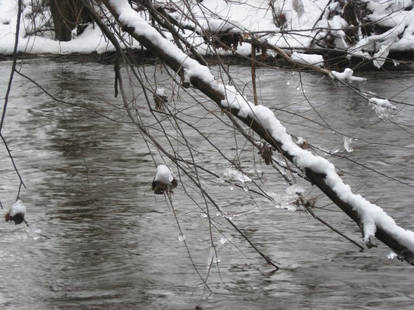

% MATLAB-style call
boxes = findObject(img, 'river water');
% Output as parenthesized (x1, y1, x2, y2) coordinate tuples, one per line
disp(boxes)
(0, 59, 413, 309)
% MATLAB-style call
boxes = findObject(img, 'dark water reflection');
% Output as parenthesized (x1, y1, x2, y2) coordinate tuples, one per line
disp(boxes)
(0, 60, 413, 309)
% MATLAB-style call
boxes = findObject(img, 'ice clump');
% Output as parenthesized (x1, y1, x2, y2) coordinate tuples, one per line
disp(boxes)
(222, 167, 251, 184)
(343, 137, 353, 152)
(368, 97, 396, 119)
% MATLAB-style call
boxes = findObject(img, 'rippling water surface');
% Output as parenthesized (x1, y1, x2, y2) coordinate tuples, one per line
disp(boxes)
(0, 60, 413, 309)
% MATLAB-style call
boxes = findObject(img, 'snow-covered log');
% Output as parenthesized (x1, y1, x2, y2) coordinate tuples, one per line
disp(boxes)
(101, 0, 414, 265)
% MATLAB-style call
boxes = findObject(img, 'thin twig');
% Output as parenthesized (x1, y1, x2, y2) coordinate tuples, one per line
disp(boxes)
(0, 133, 26, 196)
(251, 43, 258, 106)
(298, 196, 364, 251)
(0, 0, 22, 133)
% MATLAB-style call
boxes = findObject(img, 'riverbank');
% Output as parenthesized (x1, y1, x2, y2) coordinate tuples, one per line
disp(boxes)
(2, 49, 414, 72)
(1, 0, 414, 71)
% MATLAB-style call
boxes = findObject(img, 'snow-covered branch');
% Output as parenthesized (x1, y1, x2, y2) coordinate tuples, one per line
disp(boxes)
(102, 0, 414, 265)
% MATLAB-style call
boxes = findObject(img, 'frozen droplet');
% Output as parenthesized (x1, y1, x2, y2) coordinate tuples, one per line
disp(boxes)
(207, 251, 221, 265)
(200, 213, 207, 218)
(387, 252, 397, 260)
(286, 81, 290, 85)
(178, 234, 186, 242)
(284, 204, 297, 211)
(216, 212, 222, 217)
(219, 237, 227, 245)
(344, 137, 353, 152)
(222, 167, 251, 183)
(243, 185, 248, 192)
(275, 203, 297, 212)
(229, 186, 234, 191)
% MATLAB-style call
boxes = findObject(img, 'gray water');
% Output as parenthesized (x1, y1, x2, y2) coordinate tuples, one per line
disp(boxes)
(0, 60, 413, 309)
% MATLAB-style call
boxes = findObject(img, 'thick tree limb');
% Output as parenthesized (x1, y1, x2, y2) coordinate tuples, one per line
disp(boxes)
(101, 0, 414, 265)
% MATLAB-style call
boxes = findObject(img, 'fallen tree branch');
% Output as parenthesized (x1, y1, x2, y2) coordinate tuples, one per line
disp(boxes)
(101, 0, 414, 265)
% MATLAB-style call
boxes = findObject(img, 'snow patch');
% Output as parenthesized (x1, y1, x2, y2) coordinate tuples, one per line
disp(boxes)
(155, 88, 166, 96)
(330, 68, 367, 82)
(9, 200, 26, 217)
(291, 52, 324, 67)
(154, 164, 175, 185)
(387, 251, 398, 260)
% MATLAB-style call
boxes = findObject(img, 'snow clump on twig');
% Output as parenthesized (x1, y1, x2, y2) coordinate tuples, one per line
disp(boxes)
(5, 200, 27, 225)
(152, 164, 177, 195)
(330, 68, 367, 82)
(291, 52, 324, 67)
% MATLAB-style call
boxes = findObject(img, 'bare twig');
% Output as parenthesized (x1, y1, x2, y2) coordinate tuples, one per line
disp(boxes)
(1, 0, 22, 133)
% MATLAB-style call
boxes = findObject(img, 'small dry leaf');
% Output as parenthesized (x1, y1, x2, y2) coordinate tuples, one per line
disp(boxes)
(153, 93, 168, 111)
(299, 140, 310, 149)
(258, 142, 273, 165)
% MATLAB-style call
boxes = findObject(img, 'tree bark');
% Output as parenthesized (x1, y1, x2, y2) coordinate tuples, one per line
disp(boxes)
(49, 0, 90, 41)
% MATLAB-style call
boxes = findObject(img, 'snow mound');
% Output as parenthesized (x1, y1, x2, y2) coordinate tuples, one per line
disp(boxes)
(291, 52, 324, 67)
(154, 164, 175, 185)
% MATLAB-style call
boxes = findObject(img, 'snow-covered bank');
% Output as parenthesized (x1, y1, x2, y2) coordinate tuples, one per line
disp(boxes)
(0, 24, 117, 55)
(1, 0, 414, 68)
(0, 1, 113, 54)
